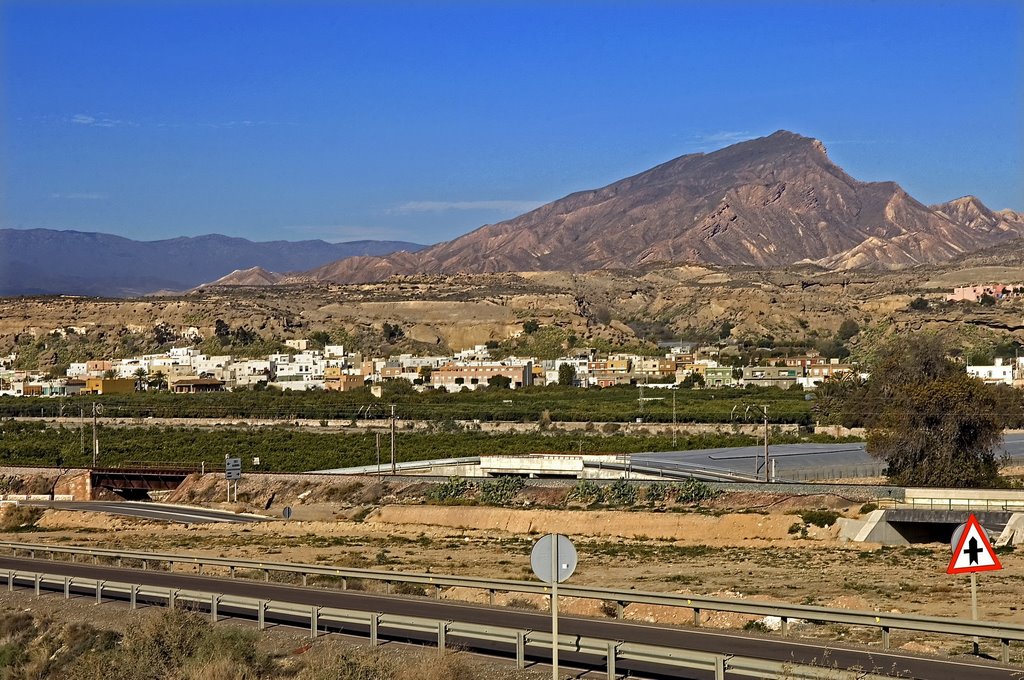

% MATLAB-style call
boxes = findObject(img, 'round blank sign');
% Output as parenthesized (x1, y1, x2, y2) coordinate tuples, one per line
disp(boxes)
(282, 506, 293, 520)
(531, 534, 577, 584)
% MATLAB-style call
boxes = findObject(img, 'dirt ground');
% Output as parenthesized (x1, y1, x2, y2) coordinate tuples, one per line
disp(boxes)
(3, 473, 1023, 664)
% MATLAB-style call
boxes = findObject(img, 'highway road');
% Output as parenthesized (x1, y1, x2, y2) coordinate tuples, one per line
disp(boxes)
(0, 556, 1016, 680)
(634, 434, 1024, 481)
(20, 501, 268, 524)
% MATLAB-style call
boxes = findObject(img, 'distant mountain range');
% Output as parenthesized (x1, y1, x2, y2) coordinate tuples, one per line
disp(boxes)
(0, 230, 424, 296)
(210, 130, 1020, 286)
(6, 131, 1022, 297)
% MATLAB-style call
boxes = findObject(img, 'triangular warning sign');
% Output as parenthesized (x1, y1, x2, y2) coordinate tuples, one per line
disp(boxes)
(947, 514, 1002, 574)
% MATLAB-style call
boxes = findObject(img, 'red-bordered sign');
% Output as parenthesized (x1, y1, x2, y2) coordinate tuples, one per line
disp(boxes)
(947, 514, 1002, 574)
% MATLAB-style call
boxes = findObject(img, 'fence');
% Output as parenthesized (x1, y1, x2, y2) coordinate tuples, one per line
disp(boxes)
(3, 540, 1023, 662)
(1, 568, 905, 680)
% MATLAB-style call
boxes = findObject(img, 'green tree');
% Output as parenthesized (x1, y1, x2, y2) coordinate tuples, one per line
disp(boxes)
(836, 319, 860, 343)
(522, 319, 540, 334)
(979, 294, 996, 307)
(909, 297, 930, 311)
(133, 367, 148, 391)
(558, 363, 577, 386)
(487, 375, 512, 389)
(308, 331, 332, 349)
(857, 335, 1005, 487)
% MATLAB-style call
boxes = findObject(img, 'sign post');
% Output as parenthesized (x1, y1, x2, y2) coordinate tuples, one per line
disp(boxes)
(531, 534, 577, 680)
(947, 514, 1002, 655)
(225, 457, 242, 503)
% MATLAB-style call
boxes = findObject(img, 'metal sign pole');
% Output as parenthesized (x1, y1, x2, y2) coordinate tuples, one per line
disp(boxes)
(971, 572, 979, 655)
(550, 534, 558, 680)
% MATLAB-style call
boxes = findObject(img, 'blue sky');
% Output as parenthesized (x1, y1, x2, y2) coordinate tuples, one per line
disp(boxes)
(2, 1, 1021, 245)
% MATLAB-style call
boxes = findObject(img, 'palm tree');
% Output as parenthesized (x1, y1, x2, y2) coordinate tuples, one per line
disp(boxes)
(133, 367, 148, 391)
(148, 370, 168, 391)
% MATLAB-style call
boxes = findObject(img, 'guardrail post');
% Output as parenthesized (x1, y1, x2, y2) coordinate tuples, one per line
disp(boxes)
(302, 574, 307, 587)
(29, 549, 35, 559)
(370, 614, 379, 647)
(229, 566, 235, 578)
(516, 631, 526, 669)
(95, 580, 103, 604)
(437, 621, 447, 654)
(34, 573, 40, 597)
(263, 569, 269, 582)
(434, 585, 441, 600)
(258, 600, 266, 630)
(606, 642, 617, 679)
(116, 557, 122, 568)
(714, 654, 725, 680)
(197, 564, 203, 575)
(169, 589, 178, 610)
(1002, 639, 1010, 664)
(488, 589, 496, 606)
(310, 606, 318, 639)
(693, 608, 701, 627)
(130, 584, 138, 609)
(142, 559, 148, 570)
(210, 595, 219, 623)
(64, 577, 70, 599)
(881, 626, 890, 649)
(385, 581, 392, 595)
(780, 616, 788, 636)
(7, 570, 13, 592)
(342, 577, 348, 590)
(615, 602, 625, 619)
(92, 555, 97, 565)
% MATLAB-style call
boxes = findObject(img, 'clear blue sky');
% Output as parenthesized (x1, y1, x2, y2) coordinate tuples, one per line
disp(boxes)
(2, 1, 1021, 245)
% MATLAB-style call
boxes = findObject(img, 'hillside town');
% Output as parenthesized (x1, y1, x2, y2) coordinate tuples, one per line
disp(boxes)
(2, 335, 1022, 398)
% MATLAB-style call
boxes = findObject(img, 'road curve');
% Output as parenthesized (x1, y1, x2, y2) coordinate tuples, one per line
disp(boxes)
(20, 501, 268, 524)
(0, 556, 1016, 680)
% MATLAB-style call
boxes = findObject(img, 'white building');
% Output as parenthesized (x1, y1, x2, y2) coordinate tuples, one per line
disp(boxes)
(967, 358, 1015, 386)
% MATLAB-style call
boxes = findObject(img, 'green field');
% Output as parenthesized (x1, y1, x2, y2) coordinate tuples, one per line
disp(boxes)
(0, 420, 845, 473)
(0, 383, 813, 425)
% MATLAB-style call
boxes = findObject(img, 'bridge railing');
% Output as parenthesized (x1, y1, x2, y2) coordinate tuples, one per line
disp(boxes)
(2, 540, 1023, 662)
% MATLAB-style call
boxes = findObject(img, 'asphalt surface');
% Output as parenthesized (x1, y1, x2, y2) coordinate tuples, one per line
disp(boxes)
(634, 434, 1024, 481)
(0, 556, 1017, 680)
(20, 501, 267, 524)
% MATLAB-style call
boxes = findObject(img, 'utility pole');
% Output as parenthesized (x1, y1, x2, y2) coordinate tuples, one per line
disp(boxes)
(761, 404, 769, 482)
(390, 404, 396, 475)
(91, 402, 99, 468)
(375, 432, 382, 477)
(672, 389, 677, 448)
(80, 406, 85, 457)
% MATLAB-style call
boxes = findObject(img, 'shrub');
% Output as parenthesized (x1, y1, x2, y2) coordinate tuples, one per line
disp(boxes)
(670, 479, 718, 504)
(480, 476, 525, 505)
(426, 477, 471, 503)
(799, 509, 840, 527)
(644, 482, 667, 503)
(605, 479, 638, 505)
(567, 479, 603, 504)
(859, 502, 879, 514)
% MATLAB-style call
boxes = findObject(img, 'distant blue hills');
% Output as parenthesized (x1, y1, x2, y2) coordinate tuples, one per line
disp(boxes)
(0, 228, 425, 297)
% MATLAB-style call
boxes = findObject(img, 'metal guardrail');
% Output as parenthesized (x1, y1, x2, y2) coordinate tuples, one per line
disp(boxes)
(2, 568, 901, 680)
(2, 540, 1022, 662)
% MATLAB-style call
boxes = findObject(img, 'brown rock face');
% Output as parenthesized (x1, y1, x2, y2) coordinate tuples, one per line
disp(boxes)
(308, 130, 1023, 283)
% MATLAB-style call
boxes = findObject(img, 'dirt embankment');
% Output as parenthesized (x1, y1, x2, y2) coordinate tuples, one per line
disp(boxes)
(365, 505, 837, 543)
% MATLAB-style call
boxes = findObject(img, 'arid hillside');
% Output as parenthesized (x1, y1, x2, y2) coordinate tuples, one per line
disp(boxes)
(2, 256, 1023, 370)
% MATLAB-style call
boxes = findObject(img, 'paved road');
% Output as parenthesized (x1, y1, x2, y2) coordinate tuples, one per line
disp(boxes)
(0, 556, 1016, 679)
(634, 434, 1024, 481)
(20, 501, 268, 524)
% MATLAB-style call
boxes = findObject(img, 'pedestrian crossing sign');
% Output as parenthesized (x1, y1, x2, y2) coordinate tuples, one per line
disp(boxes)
(947, 514, 1002, 575)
